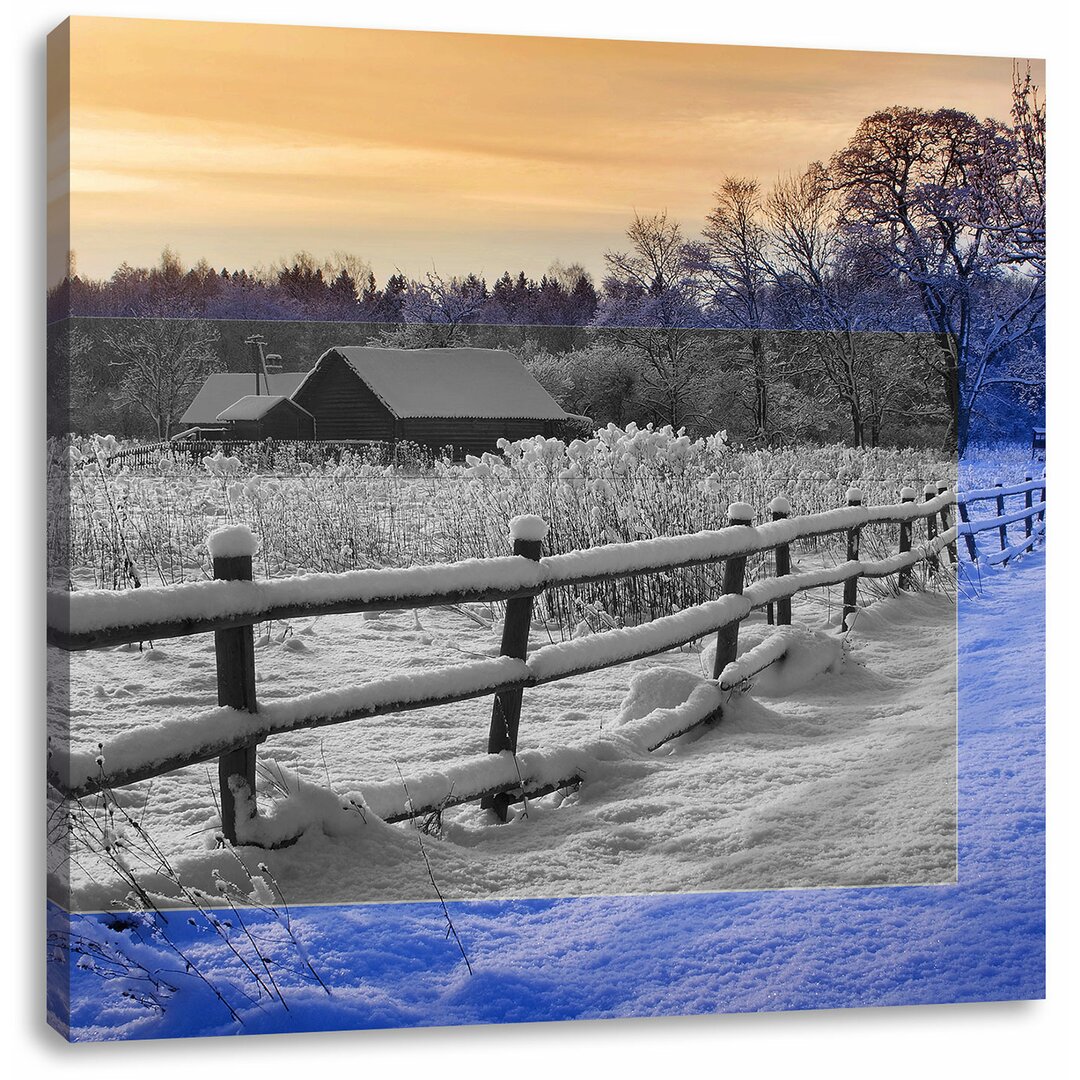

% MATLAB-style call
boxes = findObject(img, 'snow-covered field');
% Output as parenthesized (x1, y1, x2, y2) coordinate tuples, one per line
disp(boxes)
(57, 433, 1055, 1041)
(51, 562, 957, 910)
(47, 538, 1043, 1041)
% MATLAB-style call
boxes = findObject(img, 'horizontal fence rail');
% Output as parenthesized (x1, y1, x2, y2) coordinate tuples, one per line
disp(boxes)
(47, 493, 955, 651)
(955, 471, 1046, 567)
(47, 476, 1043, 842)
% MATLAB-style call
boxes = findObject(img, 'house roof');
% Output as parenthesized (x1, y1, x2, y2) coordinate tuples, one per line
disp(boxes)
(216, 395, 313, 421)
(303, 347, 567, 421)
(180, 373, 307, 425)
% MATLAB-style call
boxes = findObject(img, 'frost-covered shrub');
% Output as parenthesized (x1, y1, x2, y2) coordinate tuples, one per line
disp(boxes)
(52, 426, 958, 628)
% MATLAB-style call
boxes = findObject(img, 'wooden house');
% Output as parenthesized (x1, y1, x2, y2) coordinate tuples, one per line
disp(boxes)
(215, 395, 316, 440)
(290, 347, 568, 456)
(179, 372, 307, 433)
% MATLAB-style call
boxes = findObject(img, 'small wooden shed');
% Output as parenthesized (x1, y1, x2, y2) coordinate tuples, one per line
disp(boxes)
(179, 373, 308, 428)
(291, 346, 568, 456)
(216, 395, 316, 440)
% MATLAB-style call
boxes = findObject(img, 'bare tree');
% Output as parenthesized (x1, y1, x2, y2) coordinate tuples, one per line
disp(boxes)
(700, 178, 774, 438)
(595, 212, 714, 430)
(829, 99, 1045, 453)
(380, 270, 488, 348)
(103, 315, 220, 439)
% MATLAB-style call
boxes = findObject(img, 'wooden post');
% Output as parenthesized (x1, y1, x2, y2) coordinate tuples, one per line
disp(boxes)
(1039, 473, 1046, 523)
(212, 537, 259, 845)
(937, 481, 957, 565)
(898, 487, 916, 590)
(924, 483, 940, 570)
(1024, 473, 1033, 538)
(842, 488, 862, 631)
(711, 503, 754, 680)
(483, 517, 546, 822)
(995, 479, 1008, 552)
(957, 500, 978, 563)
(768, 495, 792, 626)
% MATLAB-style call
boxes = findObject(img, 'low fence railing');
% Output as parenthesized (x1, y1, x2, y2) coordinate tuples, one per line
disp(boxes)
(955, 471, 1046, 566)
(46, 476, 1042, 844)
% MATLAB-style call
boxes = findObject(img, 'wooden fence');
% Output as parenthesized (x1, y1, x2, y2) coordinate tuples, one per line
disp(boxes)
(46, 476, 1043, 846)
(954, 472, 1047, 566)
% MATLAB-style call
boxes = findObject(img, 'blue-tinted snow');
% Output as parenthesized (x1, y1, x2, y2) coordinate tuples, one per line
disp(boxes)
(50, 548, 1043, 1040)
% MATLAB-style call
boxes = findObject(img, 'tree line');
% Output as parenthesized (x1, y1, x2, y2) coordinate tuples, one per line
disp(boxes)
(49, 67, 1044, 454)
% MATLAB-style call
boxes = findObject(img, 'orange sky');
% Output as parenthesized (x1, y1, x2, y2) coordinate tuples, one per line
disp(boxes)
(49, 16, 1042, 286)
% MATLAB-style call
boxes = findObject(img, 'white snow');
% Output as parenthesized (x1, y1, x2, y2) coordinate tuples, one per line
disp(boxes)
(55, 656, 533, 794)
(845, 487, 863, 504)
(52, 565, 959, 915)
(959, 479, 1042, 502)
(767, 495, 791, 516)
(527, 595, 752, 681)
(320, 346, 567, 420)
(985, 522, 1045, 565)
(708, 626, 842, 696)
(51, 556, 546, 636)
(508, 514, 549, 542)
(727, 501, 755, 522)
(959, 504, 1045, 535)
(50, 493, 957, 638)
(206, 524, 260, 560)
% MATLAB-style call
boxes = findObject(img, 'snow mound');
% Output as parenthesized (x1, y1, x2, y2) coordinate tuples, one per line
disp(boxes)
(727, 502, 755, 523)
(702, 625, 842, 698)
(767, 495, 791, 516)
(509, 514, 549, 542)
(206, 524, 260, 559)
(614, 667, 713, 726)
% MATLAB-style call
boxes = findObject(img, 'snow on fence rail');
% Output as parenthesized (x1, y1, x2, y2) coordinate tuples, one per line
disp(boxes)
(47, 479, 1040, 843)
(955, 471, 1046, 566)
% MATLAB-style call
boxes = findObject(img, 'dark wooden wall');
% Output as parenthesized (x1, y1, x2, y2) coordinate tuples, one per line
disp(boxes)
(401, 418, 559, 457)
(289, 351, 560, 455)
(227, 402, 315, 441)
(291, 353, 395, 440)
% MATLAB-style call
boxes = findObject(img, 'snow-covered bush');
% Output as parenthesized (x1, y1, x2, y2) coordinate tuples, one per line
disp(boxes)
(51, 427, 957, 629)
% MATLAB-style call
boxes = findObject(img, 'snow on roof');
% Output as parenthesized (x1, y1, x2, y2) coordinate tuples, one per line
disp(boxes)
(216, 395, 304, 421)
(312, 347, 567, 421)
(180, 372, 307, 425)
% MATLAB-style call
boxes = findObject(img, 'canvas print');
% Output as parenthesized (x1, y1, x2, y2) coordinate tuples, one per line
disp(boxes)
(45, 17, 1045, 1040)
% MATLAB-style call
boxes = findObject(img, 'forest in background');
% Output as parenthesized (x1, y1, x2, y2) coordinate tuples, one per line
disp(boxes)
(48, 69, 1045, 452)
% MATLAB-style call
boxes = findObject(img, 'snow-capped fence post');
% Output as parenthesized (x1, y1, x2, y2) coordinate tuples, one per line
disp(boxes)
(898, 487, 916, 590)
(937, 481, 957, 565)
(1039, 473, 1046, 523)
(842, 489, 862, 631)
(924, 483, 940, 570)
(769, 496, 792, 626)
(208, 526, 260, 845)
(483, 515, 547, 822)
(995, 480, 1008, 552)
(711, 503, 754, 679)
(1024, 473, 1033, 538)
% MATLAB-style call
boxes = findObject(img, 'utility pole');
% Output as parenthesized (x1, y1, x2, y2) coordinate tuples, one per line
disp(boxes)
(244, 334, 283, 395)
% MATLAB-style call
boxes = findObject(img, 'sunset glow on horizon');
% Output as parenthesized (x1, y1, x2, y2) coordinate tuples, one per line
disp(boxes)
(50, 16, 1042, 285)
